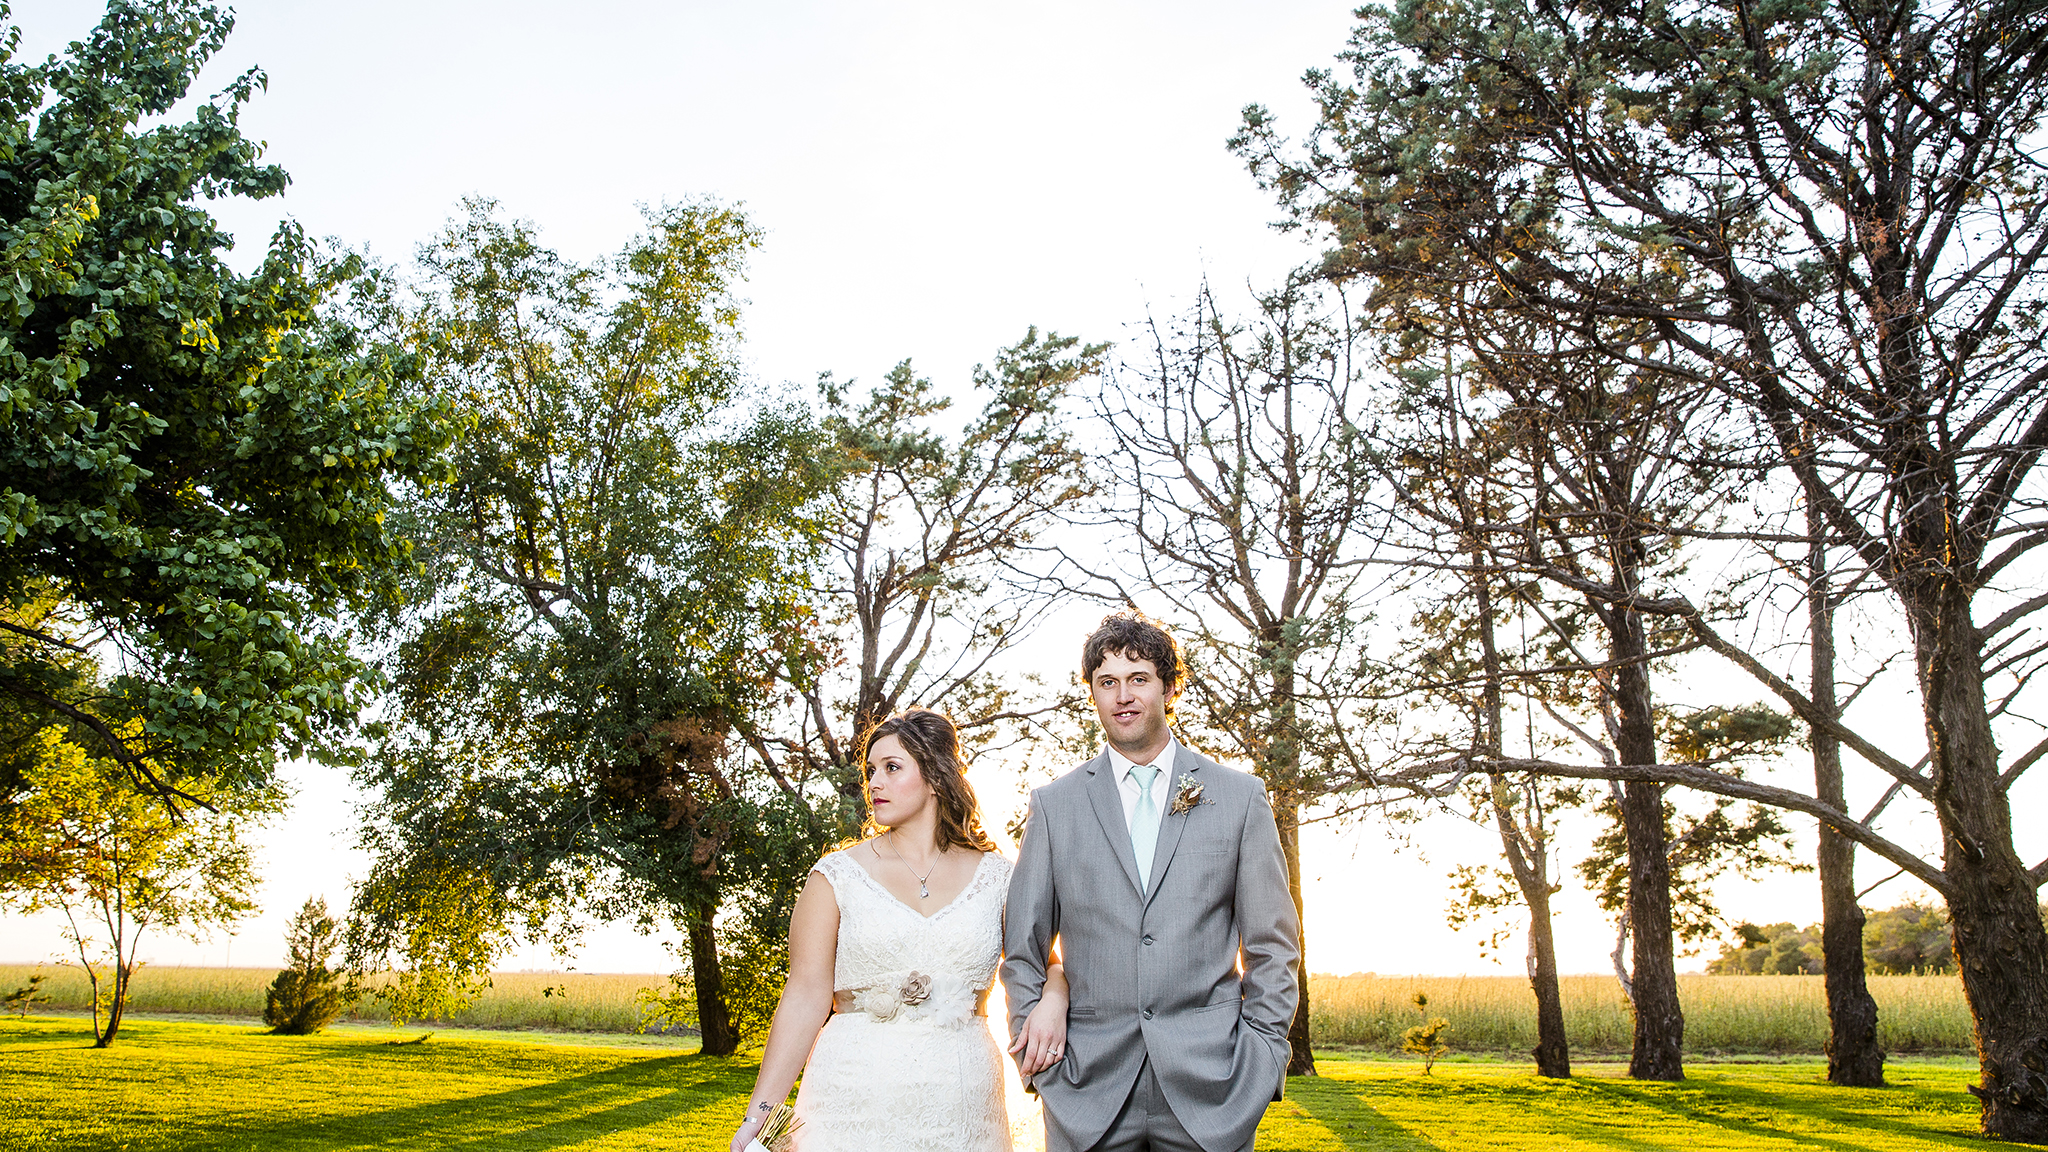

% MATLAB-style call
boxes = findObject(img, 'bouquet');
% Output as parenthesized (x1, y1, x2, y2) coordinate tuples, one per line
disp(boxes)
(744, 1102, 802, 1152)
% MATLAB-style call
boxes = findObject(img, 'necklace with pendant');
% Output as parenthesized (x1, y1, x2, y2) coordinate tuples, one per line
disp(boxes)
(884, 830, 940, 899)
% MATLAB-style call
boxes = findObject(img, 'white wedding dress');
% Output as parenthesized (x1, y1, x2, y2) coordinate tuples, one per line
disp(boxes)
(792, 847, 1014, 1152)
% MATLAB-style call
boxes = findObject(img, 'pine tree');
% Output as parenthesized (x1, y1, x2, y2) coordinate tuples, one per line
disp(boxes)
(264, 898, 345, 1035)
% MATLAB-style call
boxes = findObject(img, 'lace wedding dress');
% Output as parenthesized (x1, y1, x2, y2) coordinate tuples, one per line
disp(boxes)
(792, 848, 1013, 1152)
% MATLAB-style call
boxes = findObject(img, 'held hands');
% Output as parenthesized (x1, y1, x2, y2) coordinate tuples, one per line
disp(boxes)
(1008, 987, 1069, 1077)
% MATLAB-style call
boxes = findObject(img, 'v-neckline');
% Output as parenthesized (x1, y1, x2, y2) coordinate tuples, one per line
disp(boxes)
(850, 849, 992, 921)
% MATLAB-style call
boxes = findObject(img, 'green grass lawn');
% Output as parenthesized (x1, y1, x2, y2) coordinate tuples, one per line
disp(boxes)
(0, 1015, 2017, 1150)
(1261, 1060, 2000, 1150)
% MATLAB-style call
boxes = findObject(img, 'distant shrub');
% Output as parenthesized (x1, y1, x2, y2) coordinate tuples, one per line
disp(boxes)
(264, 898, 346, 1035)
(1703, 903, 2012, 976)
(1708, 921, 1822, 975)
(1862, 903, 1955, 975)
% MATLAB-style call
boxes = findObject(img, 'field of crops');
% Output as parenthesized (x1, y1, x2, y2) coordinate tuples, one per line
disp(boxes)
(1309, 971, 1974, 1054)
(0, 965, 1975, 1053)
(0, 965, 662, 1034)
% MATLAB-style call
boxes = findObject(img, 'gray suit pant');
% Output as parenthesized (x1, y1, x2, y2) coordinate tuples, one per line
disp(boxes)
(1046, 1058, 1254, 1152)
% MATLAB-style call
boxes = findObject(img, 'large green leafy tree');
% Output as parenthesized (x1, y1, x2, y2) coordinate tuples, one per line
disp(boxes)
(345, 200, 837, 1055)
(0, 0, 451, 806)
(1237, 0, 2048, 1132)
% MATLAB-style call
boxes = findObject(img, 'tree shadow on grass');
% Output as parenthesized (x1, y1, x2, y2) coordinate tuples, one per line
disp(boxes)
(1284, 1073, 1450, 1150)
(0, 1016, 119, 1053)
(1304, 1070, 1743, 1152)
(5, 1017, 587, 1087)
(1575, 1074, 2008, 1151)
(143, 1050, 756, 1152)
(429, 1079, 735, 1150)
(1280, 1062, 2024, 1152)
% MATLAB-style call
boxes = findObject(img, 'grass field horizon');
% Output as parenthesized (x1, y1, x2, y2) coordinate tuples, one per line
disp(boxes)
(2, 964, 1977, 1054)
(0, 1015, 2018, 1150)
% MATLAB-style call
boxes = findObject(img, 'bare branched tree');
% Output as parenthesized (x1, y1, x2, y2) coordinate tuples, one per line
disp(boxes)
(1084, 279, 1389, 1074)
(746, 329, 1107, 806)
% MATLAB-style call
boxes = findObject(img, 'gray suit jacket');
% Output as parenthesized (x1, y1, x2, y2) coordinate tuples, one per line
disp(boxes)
(1002, 742, 1300, 1152)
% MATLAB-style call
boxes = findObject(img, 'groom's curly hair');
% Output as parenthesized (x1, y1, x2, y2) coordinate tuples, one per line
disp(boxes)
(1081, 611, 1182, 694)
(858, 708, 1000, 854)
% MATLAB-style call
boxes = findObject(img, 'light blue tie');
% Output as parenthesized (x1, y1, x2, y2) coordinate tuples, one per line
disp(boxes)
(1128, 761, 1160, 893)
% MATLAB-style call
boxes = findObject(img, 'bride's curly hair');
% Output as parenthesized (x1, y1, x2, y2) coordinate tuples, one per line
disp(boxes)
(859, 708, 999, 853)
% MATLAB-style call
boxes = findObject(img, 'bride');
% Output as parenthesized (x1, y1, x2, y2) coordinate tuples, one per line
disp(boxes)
(730, 708, 1068, 1152)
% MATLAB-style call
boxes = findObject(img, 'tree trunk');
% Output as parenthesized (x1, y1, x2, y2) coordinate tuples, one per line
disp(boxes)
(1612, 605, 1683, 1080)
(1914, 587, 2048, 1141)
(1809, 522, 1884, 1087)
(97, 959, 130, 1049)
(1475, 556, 1569, 1077)
(1521, 862, 1571, 1078)
(687, 903, 738, 1056)
(84, 964, 104, 1046)
(1817, 818, 1883, 1085)
(1495, 784, 1570, 1078)
(837, 702, 883, 807)
(1261, 631, 1316, 1078)
(1274, 788, 1316, 1076)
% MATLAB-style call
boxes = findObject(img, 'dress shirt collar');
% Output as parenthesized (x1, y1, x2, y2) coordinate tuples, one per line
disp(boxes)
(1108, 734, 1179, 784)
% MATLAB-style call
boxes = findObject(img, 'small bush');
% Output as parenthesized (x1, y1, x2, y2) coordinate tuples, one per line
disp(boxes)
(1401, 991, 1450, 1073)
(263, 897, 346, 1035)
(4, 972, 50, 1016)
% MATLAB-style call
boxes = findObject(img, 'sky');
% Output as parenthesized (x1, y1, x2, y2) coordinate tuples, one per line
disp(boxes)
(0, 0, 1979, 979)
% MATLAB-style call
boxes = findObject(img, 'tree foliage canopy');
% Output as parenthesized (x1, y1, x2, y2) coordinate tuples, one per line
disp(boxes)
(0, 0, 453, 805)
(344, 199, 837, 1042)
(1237, 0, 2048, 1128)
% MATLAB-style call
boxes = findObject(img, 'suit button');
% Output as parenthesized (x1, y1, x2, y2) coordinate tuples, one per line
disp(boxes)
(1142, 935, 1153, 946)
(1142, 1009, 1154, 1020)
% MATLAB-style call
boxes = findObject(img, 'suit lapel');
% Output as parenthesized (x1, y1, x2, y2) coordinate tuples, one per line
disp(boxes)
(1142, 743, 1200, 909)
(1084, 752, 1144, 896)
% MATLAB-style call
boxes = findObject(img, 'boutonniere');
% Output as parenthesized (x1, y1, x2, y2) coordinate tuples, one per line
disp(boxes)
(1169, 773, 1208, 816)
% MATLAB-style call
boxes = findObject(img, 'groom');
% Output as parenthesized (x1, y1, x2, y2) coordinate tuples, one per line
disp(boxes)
(1004, 612, 1300, 1152)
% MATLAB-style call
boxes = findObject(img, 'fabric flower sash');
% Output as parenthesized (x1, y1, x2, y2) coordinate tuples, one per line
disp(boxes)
(844, 969, 977, 1025)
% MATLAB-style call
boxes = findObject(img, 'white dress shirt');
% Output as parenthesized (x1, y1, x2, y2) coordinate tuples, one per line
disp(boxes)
(1107, 735, 1177, 832)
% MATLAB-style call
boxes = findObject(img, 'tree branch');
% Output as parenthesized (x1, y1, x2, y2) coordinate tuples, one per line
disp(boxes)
(1978, 589, 2048, 642)
(2001, 736, 2048, 791)
(0, 679, 212, 814)
(0, 619, 93, 655)
(1472, 753, 1951, 897)
(1679, 612, 1933, 796)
